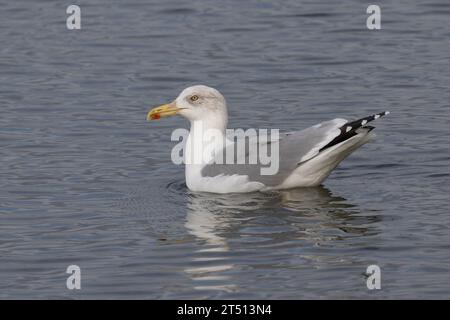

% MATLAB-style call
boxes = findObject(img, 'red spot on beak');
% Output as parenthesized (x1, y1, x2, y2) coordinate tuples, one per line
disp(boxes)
(151, 114, 161, 120)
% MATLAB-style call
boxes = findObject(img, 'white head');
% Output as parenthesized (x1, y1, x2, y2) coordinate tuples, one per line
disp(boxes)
(147, 85, 228, 130)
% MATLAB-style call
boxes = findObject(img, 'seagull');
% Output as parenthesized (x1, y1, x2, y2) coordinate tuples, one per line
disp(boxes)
(147, 85, 389, 193)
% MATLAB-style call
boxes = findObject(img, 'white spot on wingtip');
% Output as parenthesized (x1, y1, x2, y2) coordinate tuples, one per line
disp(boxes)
(346, 126, 352, 132)
(374, 115, 380, 119)
(385, 111, 390, 115)
(361, 120, 367, 125)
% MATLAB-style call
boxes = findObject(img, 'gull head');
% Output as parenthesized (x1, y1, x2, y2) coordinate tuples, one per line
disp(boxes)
(147, 85, 228, 127)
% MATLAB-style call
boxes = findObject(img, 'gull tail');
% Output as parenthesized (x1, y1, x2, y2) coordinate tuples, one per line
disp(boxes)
(320, 111, 390, 152)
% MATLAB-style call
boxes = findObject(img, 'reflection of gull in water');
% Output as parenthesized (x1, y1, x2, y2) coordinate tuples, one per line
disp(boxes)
(183, 186, 380, 293)
(185, 197, 229, 251)
(184, 192, 236, 292)
(279, 187, 379, 243)
(184, 191, 277, 292)
(185, 191, 274, 248)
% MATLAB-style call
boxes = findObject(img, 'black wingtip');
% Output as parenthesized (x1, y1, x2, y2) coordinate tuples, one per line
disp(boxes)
(319, 112, 389, 153)
(342, 111, 390, 132)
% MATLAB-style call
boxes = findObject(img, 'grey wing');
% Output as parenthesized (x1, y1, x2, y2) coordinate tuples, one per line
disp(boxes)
(201, 118, 347, 186)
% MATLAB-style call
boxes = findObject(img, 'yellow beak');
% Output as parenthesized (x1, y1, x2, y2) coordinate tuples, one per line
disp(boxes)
(146, 102, 182, 121)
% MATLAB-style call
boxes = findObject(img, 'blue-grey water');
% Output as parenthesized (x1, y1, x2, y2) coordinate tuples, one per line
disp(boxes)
(1, 0, 449, 299)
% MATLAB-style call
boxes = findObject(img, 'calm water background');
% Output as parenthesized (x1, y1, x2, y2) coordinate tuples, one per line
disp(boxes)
(1, 0, 449, 299)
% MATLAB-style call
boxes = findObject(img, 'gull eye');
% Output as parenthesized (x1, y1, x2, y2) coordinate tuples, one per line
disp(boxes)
(190, 95, 199, 102)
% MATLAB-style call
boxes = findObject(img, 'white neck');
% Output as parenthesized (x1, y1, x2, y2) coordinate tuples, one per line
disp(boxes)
(184, 117, 228, 190)
(186, 119, 227, 162)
